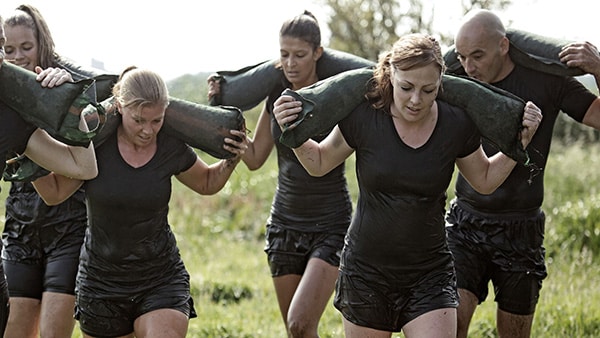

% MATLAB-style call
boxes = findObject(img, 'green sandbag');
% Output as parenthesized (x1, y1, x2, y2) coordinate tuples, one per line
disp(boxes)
(438, 74, 527, 164)
(5, 96, 246, 182)
(58, 58, 119, 101)
(445, 28, 584, 77)
(279, 68, 373, 147)
(279, 69, 529, 164)
(90, 96, 245, 159)
(208, 48, 375, 111)
(164, 98, 245, 159)
(0, 61, 104, 147)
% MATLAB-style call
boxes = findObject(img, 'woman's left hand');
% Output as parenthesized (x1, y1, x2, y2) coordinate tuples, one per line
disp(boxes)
(273, 94, 303, 130)
(223, 127, 249, 157)
(35, 66, 74, 88)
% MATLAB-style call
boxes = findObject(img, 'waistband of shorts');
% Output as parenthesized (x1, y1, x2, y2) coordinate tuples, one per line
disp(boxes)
(454, 199, 542, 221)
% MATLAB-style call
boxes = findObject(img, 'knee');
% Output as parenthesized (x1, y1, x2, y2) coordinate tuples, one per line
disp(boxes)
(287, 315, 316, 338)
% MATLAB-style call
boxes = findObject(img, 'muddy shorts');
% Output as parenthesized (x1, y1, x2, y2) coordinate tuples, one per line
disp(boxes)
(333, 261, 458, 331)
(2, 219, 85, 298)
(75, 281, 196, 337)
(445, 201, 547, 315)
(264, 224, 345, 277)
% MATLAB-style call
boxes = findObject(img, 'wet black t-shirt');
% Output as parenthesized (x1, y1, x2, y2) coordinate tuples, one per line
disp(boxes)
(338, 101, 480, 281)
(78, 130, 197, 296)
(0, 102, 36, 286)
(0, 102, 36, 188)
(266, 85, 352, 234)
(455, 64, 597, 212)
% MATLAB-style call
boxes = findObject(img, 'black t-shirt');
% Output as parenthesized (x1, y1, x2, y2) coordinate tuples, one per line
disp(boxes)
(266, 85, 352, 234)
(78, 129, 197, 296)
(0, 101, 36, 186)
(455, 64, 598, 212)
(338, 100, 480, 281)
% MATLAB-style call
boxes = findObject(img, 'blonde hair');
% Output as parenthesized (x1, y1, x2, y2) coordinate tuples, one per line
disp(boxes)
(367, 33, 445, 110)
(113, 67, 169, 111)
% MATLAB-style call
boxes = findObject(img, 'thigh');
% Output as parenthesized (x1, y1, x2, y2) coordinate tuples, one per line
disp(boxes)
(288, 258, 338, 322)
(134, 308, 188, 338)
(402, 307, 456, 338)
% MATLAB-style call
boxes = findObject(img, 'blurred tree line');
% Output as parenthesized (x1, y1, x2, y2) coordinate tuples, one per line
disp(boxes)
(169, 0, 599, 144)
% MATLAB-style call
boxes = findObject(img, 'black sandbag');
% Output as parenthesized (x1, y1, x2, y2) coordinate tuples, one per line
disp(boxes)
(445, 28, 584, 77)
(0, 61, 103, 147)
(278, 68, 529, 164)
(208, 48, 375, 111)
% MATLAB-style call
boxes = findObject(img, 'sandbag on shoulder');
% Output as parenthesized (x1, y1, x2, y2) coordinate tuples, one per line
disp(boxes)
(164, 98, 245, 159)
(438, 74, 528, 164)
(445, 28, 584, 77)
(279, 68, 373, 148)
(4, 96, 245, 182)
(208, 48, 375, 111)
(57, 58, 119, 101)
(278, 68, 529, 164)
(0, 61, 104, 147)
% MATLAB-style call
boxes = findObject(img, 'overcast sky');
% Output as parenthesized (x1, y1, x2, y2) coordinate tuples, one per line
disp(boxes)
(1, 0, 595, 81)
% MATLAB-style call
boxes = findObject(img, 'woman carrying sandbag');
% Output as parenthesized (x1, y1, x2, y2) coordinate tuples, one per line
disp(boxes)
(0, 14, 98, 336)
(33, 67, 247, 338)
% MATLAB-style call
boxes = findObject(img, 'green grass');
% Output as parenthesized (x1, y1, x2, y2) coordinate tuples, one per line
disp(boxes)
(2, 141, 599, 337)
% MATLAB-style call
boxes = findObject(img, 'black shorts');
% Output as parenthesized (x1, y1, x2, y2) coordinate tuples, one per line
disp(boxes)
(333, 262, 458, 332)
(264, 224, 344, 277)
(75, 282, 197, 337)
(2, 219, 85, 298)
(446, 201, 547, 315)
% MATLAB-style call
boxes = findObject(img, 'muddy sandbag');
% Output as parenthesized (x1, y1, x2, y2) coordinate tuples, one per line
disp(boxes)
(278, 69, 529, 164)
(208, 48, 375, 110)
(438, 74, 528, 164)
(5, 95, 245, 182)
(58, 58, 119, 101)
(90, 96, 245, 159)
(445, 28, 584, 77)
(0, 61, 104, 147)
(279, 68, 373, 148)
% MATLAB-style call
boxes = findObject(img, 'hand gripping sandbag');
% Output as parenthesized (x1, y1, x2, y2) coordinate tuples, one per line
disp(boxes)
(0, 61, 104, 147)
(163, 98, 245, 159)
(278, 68, 529, 164)
(208, 48, 375, 111)
(445, 28, 584, 77)
(279, 68, 373, 148)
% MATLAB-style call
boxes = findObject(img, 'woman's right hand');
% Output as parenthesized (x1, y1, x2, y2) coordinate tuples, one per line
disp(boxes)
(35, 66, 73, 88)
(273, 95, 303, 130)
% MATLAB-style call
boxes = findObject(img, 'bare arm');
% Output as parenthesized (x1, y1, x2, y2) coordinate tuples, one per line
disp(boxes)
(241, 105, 275, 170)
(456, 101, 542, 194)
(24, 118, 97, 181)
(559, 41, 600, 129)
(273, 95, 354, 176)
(32, 173, 84, 205)
(176, 129, 248, 195)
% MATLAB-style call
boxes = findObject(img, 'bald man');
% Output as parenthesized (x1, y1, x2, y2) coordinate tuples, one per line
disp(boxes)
(445, 9, 600, 338)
